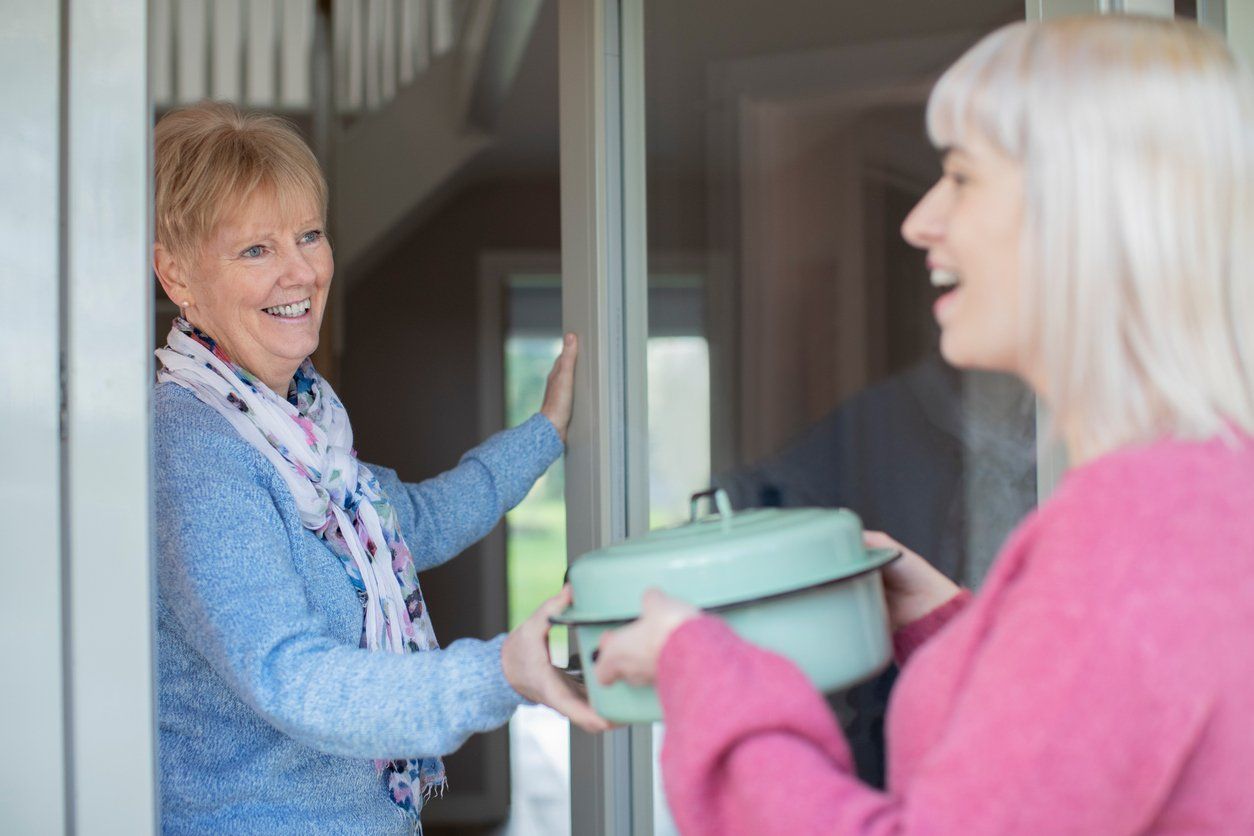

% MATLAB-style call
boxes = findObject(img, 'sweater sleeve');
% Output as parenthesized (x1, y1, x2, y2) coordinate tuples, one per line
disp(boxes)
(892, 588, 972, 664)
(656, 564, 1212, 836)
(156, 417, 525, 761)
(368, 413, 563, 573)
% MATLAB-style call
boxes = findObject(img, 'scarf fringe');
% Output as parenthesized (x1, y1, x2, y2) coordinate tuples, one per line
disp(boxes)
(423, 777, 449, 802)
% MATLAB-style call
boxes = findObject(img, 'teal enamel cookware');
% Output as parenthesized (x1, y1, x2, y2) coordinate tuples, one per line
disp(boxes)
(552, 489, 900, 724)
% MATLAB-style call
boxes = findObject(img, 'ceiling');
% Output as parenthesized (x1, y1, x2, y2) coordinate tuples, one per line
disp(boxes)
(470, 0, 1024, 179)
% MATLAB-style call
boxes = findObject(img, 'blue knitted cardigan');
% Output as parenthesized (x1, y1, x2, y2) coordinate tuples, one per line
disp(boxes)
(153, 382, 562, 834)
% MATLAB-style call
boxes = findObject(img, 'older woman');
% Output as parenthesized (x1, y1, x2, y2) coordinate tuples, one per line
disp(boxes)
(151, 101, 604, 834)
(596, 16, 1254, 835)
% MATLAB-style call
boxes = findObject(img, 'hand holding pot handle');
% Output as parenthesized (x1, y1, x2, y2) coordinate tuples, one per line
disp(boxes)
(502, 585, 612, 734)
(864, 531, 961, 632)
(594, 588, 702, 688)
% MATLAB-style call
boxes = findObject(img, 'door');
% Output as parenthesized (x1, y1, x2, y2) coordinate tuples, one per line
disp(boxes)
(559, 1, 1199, 834)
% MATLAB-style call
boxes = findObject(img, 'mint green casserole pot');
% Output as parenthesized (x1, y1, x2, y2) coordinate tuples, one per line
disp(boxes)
(551, 489, 900, 724)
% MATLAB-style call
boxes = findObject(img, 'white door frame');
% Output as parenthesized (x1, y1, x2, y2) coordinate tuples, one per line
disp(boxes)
(1, 0, 156, 833)
(559, 0, 654, 833)
(1, 3, 71, 828)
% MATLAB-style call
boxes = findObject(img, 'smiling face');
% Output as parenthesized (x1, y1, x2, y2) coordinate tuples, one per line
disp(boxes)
(158, 187, 333, 395)
(901, 134, 1034, 386)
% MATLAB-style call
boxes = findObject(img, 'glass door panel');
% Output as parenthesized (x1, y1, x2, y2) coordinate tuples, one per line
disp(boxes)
(642, 1, 1034, 826)
(496, 274, 573, 836)
(499, 271, 712, 835)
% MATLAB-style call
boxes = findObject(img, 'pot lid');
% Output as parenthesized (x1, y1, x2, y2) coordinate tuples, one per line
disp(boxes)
(554, 488, 895, 624)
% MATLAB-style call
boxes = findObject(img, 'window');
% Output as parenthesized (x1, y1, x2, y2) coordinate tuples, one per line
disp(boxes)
(490, 264, 710, 835)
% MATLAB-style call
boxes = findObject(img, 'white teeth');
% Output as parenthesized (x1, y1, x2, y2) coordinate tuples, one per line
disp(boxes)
(930, 269, 959, 288)
(263, 298, 311, 318)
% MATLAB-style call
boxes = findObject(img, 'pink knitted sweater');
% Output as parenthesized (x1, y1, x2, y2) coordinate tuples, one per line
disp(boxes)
(656, 435, 1254, 834)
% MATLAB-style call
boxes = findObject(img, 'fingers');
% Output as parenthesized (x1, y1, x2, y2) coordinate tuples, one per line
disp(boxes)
(537, 584, 574, 619)
(530, 583, 612, 733)
(865, 530, 929, 568)
(528, 586, 573, 654)
(865, 530, 923, 563)
(549, 334, 577, 379)
(560, 332, 578, 364)
(593, 622, 650, 687)
(640, 586, 701, 628)
(641, 586, 685, 618)
(595, 589, 699, 690)
(863, 530, 901, 550)
(639, 587, 668, 612)
(547, 679, 612, 734)
(540, 334, 578, 443)
(594, 628, 622, 686)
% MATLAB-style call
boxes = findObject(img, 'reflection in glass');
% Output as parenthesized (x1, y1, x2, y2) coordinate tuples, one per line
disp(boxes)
(648, 338, 712, 528)
(643, 2, 1032, 828)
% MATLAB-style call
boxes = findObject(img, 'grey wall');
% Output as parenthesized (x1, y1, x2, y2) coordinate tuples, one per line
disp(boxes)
(342, 169, 703, 493)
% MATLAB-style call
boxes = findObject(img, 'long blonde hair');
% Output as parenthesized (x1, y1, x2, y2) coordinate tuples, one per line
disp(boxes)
(928, 16, 1254, 457)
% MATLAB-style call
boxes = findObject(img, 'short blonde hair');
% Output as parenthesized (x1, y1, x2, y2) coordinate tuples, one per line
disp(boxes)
(154, 101, 327, 258)
(928, 16, 1254, 455)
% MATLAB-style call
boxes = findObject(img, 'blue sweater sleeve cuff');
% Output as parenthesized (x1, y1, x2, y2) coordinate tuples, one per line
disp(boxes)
(483, 632, 533, 709)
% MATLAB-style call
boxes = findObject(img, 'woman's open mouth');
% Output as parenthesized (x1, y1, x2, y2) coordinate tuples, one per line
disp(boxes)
(262, 298, 312, 320)
(930, 269, 961, 323)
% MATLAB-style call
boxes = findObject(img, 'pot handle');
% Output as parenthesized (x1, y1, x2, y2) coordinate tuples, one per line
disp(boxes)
(689, 488, 733, 529)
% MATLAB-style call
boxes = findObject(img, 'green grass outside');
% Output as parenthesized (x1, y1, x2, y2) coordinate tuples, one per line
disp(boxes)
(506, 497, 569, 660)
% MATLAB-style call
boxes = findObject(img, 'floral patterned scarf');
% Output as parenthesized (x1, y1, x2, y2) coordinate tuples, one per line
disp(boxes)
(156, 317, 445, 819)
